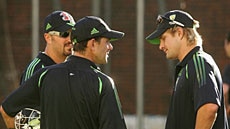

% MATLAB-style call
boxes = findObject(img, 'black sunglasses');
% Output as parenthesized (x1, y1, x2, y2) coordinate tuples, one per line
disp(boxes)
(48, 31, 70, 38)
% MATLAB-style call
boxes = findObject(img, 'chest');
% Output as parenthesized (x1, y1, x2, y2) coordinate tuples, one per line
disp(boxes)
(173, 66, 194, 100)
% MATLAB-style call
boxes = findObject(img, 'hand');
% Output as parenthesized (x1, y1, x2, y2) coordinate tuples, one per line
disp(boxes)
(0, 106, 15, 129)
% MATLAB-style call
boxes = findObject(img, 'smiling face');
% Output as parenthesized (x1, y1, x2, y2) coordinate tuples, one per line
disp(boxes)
(44, 29, 73, 63)
(50, 34, 73, 57)
(93, 37, 113, 64)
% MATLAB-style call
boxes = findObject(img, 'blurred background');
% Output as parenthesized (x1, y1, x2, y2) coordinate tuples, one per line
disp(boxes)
(0, 0, 230, 129)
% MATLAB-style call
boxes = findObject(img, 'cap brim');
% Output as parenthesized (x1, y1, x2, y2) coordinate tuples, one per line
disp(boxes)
(146, 28, 167, 44)
(146, 18, 174, 44)
(55, 23, 75, 32)
(102, 30, 125, 41)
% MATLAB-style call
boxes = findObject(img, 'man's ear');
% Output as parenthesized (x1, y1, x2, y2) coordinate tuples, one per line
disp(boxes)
(44, 33, 51, 44)
(176, 27, 184, 40)
(87, 38, 97, 51)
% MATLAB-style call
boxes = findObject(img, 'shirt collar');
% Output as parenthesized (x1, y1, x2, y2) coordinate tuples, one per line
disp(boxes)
(67, 55, 99, 70)
(177, 46, 201, 68)
(174, 46, 201, 80)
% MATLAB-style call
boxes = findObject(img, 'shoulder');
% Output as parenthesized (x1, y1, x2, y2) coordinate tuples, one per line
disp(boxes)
(22, 53, 55, 73)
(24, 57, 43, 71)
(186, 51, 219, 80)
(44, 63, 68, 75)
(26, 53, 56, 69)
(188, 51, 217, 70)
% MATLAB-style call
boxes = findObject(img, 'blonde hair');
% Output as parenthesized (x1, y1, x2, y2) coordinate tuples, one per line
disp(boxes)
(168, 26, 202, 46)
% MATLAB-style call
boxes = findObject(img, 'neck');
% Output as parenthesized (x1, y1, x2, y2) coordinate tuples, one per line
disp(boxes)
(44, 49, 67, 64)
(73, 51, 93, 62)
(178, 43, 197, 62)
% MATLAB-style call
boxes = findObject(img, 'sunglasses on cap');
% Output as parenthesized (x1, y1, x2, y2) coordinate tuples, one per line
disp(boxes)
(156, 15, 185, 27)
(48, 31, 70, 38)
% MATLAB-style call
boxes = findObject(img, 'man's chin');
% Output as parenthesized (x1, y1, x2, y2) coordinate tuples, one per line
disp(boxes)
(64, 51, 72, 56)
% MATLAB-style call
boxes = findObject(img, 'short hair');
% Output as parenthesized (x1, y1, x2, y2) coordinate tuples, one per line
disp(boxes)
(73, 37, 102, 52)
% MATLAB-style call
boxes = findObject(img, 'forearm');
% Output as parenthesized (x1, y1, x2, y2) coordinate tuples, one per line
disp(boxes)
(223, 83, 230, 116)
(0, 105, 15, 129)
(223, 84, 229, 106)
(195, 103, 218, 129)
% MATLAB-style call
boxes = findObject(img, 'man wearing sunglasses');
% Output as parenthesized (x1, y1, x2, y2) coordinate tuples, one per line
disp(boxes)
(20, 10, 75, 84)
(0, 10, 75, 129)
(0, 16, 127, 129)
(146, 10, 228, 129)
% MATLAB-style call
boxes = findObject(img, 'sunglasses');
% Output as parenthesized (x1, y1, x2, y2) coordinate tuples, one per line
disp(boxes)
(48, 31, 70, 38)
(156, 15, 185, 27)
(156, 15, 165, 25)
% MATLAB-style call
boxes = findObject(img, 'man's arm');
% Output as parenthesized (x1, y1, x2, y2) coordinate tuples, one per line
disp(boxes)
(195, 103, 218, 129)
(223, 83, 230, 116)
(0, 105, 15, 129)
